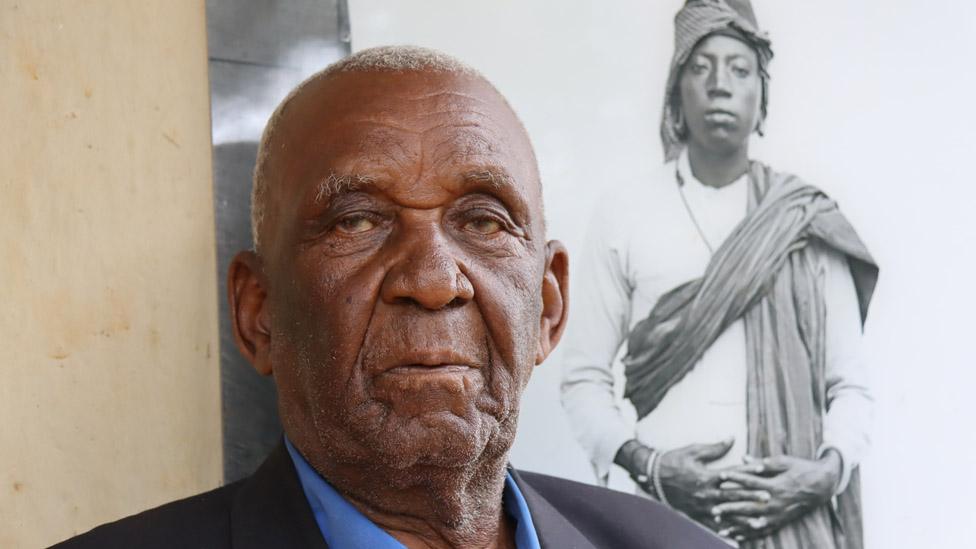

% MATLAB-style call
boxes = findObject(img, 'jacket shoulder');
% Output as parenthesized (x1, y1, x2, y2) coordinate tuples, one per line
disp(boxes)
(49, 481, 243, 549)
(517, 470, 727, 548)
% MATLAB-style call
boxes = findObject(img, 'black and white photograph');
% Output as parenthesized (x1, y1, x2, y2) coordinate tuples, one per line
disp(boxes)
(561, 2, 877, 547)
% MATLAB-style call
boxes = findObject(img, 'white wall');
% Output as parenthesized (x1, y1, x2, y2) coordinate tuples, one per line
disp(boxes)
(348, 1, 976, 546)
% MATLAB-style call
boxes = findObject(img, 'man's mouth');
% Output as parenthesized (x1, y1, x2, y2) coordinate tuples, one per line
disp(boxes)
(704, 109, 737, 124)
(371, 351, 484, 401)
(375, 349, 482, 376)
(385, 364, 475, 375)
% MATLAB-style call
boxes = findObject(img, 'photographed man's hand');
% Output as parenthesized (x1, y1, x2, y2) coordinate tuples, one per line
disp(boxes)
(656, 439, 769, 531)
(709, 452, 842, 542)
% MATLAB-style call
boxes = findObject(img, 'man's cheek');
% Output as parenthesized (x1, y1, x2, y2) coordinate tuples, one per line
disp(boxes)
(303, 266, 379, 358)
(472, 263, 539, 337)
(497, 285, 543, 367)
(478, 326, 537, 407)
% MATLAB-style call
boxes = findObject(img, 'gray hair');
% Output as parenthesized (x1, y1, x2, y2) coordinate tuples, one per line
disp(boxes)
(250, 46, 489, 251)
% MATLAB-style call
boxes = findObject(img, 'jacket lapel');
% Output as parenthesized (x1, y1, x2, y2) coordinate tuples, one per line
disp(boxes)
(230, 442, 330, 549)
(509, 468, 598, 549)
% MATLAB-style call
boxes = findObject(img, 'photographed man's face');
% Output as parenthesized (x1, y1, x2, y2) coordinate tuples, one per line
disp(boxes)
(232, 70, 567, 476)
(679, 34, 762, 154)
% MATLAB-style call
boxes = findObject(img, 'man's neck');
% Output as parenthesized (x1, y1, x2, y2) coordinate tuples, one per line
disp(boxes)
(686, 141, 750, 189)
(323, 453, 515, 549)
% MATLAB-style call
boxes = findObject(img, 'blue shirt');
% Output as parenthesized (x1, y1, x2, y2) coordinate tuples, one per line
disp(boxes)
(285, 438, 542, 549)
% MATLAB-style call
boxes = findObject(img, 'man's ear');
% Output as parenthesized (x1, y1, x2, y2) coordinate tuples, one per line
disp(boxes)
(228, 250, 273, 376)
(536, 240, 569, 365)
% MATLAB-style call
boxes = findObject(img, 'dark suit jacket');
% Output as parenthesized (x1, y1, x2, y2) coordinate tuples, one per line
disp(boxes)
(52, 443, 726, 548)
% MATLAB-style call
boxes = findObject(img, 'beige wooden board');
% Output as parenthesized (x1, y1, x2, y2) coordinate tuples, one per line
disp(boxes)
(0, 2, 222, 547)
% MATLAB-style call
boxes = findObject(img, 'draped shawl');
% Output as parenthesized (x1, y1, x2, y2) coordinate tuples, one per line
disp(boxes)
(622, 163, 878, 549)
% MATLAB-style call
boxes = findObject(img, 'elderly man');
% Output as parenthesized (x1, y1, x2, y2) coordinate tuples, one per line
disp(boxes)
(53, 47, 726, 548)
(561, 1, 878, 548)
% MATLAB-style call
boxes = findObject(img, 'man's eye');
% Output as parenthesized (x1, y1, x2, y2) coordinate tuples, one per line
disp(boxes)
(335, 214, 376, 234)
(464, 217, 503, 235)
(732, 66, 750, 78)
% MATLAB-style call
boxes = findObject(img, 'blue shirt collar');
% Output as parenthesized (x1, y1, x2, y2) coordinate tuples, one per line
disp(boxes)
(285, 438, 541, 549)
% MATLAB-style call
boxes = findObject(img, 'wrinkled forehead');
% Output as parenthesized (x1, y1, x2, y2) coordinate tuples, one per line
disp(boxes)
(265, 70, 538, 190)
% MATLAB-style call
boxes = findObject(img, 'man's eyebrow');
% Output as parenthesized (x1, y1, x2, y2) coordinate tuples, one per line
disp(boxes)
(696, 51, 751, 63)
(461, 168, 515, 189)
(724, 53, 751, 62)
(314, 172, 377, 203)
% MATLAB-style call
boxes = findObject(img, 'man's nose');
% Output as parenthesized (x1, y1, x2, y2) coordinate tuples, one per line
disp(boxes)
(380, 226, 474, 310)
(706, 67, 732, 97)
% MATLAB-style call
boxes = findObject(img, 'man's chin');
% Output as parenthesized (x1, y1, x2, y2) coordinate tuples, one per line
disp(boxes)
(365, 410, 505, 471)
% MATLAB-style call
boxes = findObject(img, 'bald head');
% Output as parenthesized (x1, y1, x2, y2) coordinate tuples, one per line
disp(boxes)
(251, 45, 540, 253)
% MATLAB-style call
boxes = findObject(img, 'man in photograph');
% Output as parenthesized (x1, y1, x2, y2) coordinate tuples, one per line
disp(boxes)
(561, 1, 878, 547)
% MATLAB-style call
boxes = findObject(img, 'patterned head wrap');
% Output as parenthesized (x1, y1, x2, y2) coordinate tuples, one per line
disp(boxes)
(661, 0, 774, 161)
